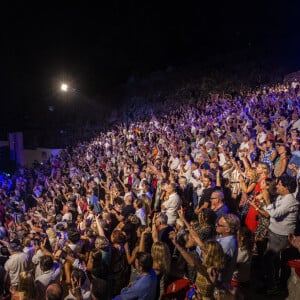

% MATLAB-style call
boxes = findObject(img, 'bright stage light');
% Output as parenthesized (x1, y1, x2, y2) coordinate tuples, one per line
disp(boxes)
(61, 83, 69, 92)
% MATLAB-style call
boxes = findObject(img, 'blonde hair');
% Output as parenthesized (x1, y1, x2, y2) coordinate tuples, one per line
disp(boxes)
(18, 271, 36, 300)
(246, 168, 258, 182)
(202, 240, 225, 270)
(46, 228, 57, 239)
(151, 241, 171, 275)
(258, 162, 270, 176)
(23, 237, 31, 247)
(95, 235, 110, 249)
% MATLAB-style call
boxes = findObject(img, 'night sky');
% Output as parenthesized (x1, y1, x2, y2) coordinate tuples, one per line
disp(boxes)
(1, 1, 300, 134)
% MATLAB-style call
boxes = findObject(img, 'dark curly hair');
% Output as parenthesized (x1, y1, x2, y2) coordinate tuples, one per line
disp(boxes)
(200, 208, 217, 226)
(277, 174, 297, 194)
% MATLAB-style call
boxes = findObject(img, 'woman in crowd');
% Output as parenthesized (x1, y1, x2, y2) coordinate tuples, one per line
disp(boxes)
(244, 163, 269, 234)
(169, 232, 225, 300)
(124, 225, 152, 281)
(1, 81, 300, 299)
(150, 241, 171, 300)
(195, 208, 216, 242)
(248, 177, 277, 255)
(10, 271, 35, 300)
(237, 167, 258, 224)
(273, 144, 289, 177)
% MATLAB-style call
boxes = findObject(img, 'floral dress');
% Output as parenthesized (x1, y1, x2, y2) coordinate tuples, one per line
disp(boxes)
(254, 199, 270, 241)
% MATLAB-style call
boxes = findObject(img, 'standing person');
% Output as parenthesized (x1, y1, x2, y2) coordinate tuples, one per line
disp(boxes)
(169, 233, 225, 300)
(151, 213, 174, 255)
(257, 139, 277, 173)
(287, 112, 300, 133)
(133, 198, 147, 226)
(110, 230, 130, 297)
(215, 214, 240, 285)
(177, 176, 195, 222)
(161, 183, 181, 227)
(131, 173, 141, 199)
(179, 154, 193, 181)
(178, 209, 239, 286)
(195, 175, 216, 214)
(168, 151, 180, 171)
(113, 252, 157, 300)
(35, 255, 61, 288)
(150, 242, 171, 300)
(273, 144, 289, 178)
(244, 163, 269, 233)
(10, 271, 36, 300)
(88, 189, 101, 215)
(197, 208, 217, 242)
(210, 190, 229, 222)
(261, 174, 299, 295)
(237, 167, 258, 224)
(2, 240, 28, 288)
(231, 227, 253, 287)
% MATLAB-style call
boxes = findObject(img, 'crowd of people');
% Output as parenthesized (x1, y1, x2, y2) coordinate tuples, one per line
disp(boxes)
(1, 81, 300, 299)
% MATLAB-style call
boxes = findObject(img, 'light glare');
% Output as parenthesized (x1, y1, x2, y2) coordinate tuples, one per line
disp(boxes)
(61, 83, 68, 92)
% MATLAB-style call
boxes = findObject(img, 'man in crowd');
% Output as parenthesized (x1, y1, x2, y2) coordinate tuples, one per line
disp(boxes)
(161, 183, 181, 226)
(262, 174, 299, 295)
(113, 252, 157, 300)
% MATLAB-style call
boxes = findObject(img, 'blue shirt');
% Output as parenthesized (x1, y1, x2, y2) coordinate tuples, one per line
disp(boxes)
(217, 235, 238, 284)
(90, 195, 101, 214)
(214, 204, 230, 222)
(113, 269, 157, 300)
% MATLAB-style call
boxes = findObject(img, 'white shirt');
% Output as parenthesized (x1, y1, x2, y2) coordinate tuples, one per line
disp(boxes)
(137, 178, 147, 197)
(182, 160, 192, 181)
(62, 212, 72, 222)
(218, 152, 227, 166)
(135, 208, 147, 225)
(5, 252, 28, 286)
(190, 169, 202, 189)
(257, 132, 267, 144)
(168, 156, 180, 170)
(162, 192, 181, 226)
(32, 249, 44, 278)
(290, 119, 300, 132)
(35, 263, 61, 287)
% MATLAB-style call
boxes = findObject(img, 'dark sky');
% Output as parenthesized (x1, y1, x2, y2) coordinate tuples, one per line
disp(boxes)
(1, 1, 300, 132)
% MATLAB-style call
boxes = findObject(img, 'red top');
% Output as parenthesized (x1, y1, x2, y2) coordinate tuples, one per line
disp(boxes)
(244, 177, 264, 233)
(288, 260, 300, 278)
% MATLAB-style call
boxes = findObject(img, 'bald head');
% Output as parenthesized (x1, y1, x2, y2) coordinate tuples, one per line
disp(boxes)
(46, 283, 63, 300)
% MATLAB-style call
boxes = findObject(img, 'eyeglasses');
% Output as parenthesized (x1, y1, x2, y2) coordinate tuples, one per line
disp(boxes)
(210, 197, 218, 200)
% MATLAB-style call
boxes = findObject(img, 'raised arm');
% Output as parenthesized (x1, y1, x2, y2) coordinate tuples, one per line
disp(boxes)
(178, 208, 205, 249)
(169, 231, 196, 267)
(240, 155, 251, 171)
(124, 242, 139, 265)
(238, 175, 256, 194)
(95, 215, 106, 237)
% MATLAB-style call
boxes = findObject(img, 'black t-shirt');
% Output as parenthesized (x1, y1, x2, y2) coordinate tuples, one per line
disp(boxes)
(177, 184, 194, 209)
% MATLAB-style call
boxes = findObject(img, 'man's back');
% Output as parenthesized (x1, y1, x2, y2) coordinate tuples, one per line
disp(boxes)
(4, 251, 28, 286)
(116, 269, 157, 300)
